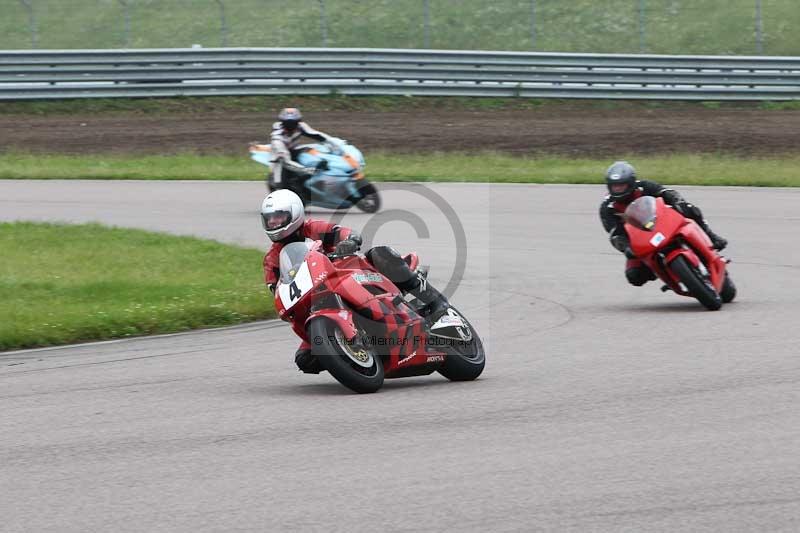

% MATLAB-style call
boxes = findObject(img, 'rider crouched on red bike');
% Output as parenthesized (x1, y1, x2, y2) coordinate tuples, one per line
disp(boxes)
(599, 161, 728, 287)
(261, 189, 448, 374)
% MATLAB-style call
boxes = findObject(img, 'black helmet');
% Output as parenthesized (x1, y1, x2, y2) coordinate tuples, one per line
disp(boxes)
(605, 161, 637, 201)
(278, 107, 302, 132)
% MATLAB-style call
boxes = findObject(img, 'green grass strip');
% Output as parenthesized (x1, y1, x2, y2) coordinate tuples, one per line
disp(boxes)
(3, 95, 799, 116)
(0, 222, 274, 351)
(1, 152, 799, 187)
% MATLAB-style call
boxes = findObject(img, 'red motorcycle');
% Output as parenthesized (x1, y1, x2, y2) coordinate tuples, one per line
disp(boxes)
(274, 240, 485, 393)
(624, 196, 736, 310)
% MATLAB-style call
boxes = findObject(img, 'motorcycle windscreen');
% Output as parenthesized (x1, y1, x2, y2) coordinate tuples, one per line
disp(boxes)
(279, 241, 312, 284)
(624, 196, 658, 231)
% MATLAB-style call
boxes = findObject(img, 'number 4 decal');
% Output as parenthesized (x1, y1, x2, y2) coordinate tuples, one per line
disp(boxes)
(289, 281, 302, 301)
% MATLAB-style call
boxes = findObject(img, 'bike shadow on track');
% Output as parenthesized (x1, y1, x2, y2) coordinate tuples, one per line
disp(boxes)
(255, 375, 487, 396)
(606, 301, 735, 314)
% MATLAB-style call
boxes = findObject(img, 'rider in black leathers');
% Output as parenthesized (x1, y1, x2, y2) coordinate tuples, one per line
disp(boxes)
(599, 161, 728, 286)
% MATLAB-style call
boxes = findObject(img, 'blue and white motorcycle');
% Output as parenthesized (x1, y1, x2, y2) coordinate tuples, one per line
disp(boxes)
(249, 139, 381, 213)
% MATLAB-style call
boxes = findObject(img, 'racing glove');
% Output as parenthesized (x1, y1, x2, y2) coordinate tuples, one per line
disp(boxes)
(334, 238, 360, 256)
(348, 231, 363, 248)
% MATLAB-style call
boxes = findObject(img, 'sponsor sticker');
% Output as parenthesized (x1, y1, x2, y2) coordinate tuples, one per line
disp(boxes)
(398, 350, 416, 365)
(432, 314, 466, 330)
(352, 272, 384, 283)
(426, 354, 445, 363)
(649, 232, 666, 247)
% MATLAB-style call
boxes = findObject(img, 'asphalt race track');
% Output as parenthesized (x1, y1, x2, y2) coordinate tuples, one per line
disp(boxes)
(2, 180, 800, 532)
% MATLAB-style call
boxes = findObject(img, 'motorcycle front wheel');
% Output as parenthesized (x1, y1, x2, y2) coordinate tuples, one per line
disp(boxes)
(434, 306, 486, 382)
(720, 272, 737, 303)
(670, 255, 722, 311)
(307, 318, 384, 393)
(354, 182, 381, 213)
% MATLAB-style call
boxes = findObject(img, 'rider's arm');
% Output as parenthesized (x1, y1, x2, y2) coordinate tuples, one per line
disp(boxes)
(263, 247, 282, 293)
(305, 220, 359, 253)
(270, 123, 291, 162)
(299, 122, 345, 154)
(297, 122, 328, 143)
(641, 179, 685, 207)
(600, 198, 629, 254)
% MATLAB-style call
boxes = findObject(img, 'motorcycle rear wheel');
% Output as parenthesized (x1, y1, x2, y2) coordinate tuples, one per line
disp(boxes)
(435, 307, 486, 382)
(670, 255, 722, 311)
(307, 318, 384, 393)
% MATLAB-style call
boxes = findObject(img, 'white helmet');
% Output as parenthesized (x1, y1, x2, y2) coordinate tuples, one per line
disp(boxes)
(260, 189, 305, 242)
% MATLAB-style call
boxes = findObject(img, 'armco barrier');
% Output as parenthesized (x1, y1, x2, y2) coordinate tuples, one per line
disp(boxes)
(1, 48, 799, 101)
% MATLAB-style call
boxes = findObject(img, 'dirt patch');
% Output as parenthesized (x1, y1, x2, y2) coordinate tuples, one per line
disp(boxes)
(2, 106, 799, 157)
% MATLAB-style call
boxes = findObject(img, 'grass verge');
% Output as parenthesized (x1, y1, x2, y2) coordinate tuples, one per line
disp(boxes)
(2, 0, 799, 55)
(1, 152, 799, 187)
(0, 222, 274, 351)
(1, 95, 799, 116)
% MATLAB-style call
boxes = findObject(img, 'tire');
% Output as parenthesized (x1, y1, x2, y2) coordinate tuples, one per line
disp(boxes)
(307, 318, 384, 393)
(670, 255, 722, 311)
(354, 182, 381, 213)
(721, 273, 737, 303)
(435, 307, 486, 382)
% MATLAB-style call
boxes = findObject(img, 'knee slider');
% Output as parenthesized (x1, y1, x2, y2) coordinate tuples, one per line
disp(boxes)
(626, 268, 650, 286)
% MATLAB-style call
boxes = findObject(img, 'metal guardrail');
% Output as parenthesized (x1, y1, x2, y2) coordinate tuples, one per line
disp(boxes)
(1, 48, 799, 101)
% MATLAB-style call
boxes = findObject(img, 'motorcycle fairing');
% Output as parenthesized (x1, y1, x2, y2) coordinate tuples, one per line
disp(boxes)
(277, 241, 446, 377)
(250, 141, 367, 210)
(625, 197, 727, 295)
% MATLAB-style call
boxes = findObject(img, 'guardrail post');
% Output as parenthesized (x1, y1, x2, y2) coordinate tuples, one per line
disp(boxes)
(214, 0, 228, 47)
(755, 0, 764, 54)
(638, 0, 646, 53)
(19, 0, 38, 49)
(423, 0, 430, 49)
(318, 0, 328, 47)
(118, 0, 131, 48)
(530, 0, 537, 50)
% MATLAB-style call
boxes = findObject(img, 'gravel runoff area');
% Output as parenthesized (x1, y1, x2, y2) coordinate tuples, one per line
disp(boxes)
(2, 105, 799, 157)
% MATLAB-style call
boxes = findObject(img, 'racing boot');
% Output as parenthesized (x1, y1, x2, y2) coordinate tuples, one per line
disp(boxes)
(702, 225, 728, 251)
(294, 341, 321, 374)
(407, 273, 450, 318)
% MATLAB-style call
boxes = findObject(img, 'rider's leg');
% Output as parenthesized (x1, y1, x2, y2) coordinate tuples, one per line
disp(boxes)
(625, 258, 657, 286)
(272, 159, 307, 191)
(271, 160, 284, 188)
(365, 246, 448, 315)
(683, 203, 727, 250)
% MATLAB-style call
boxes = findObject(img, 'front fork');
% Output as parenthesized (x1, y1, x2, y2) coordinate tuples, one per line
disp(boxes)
(305, 293, 358, 340)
